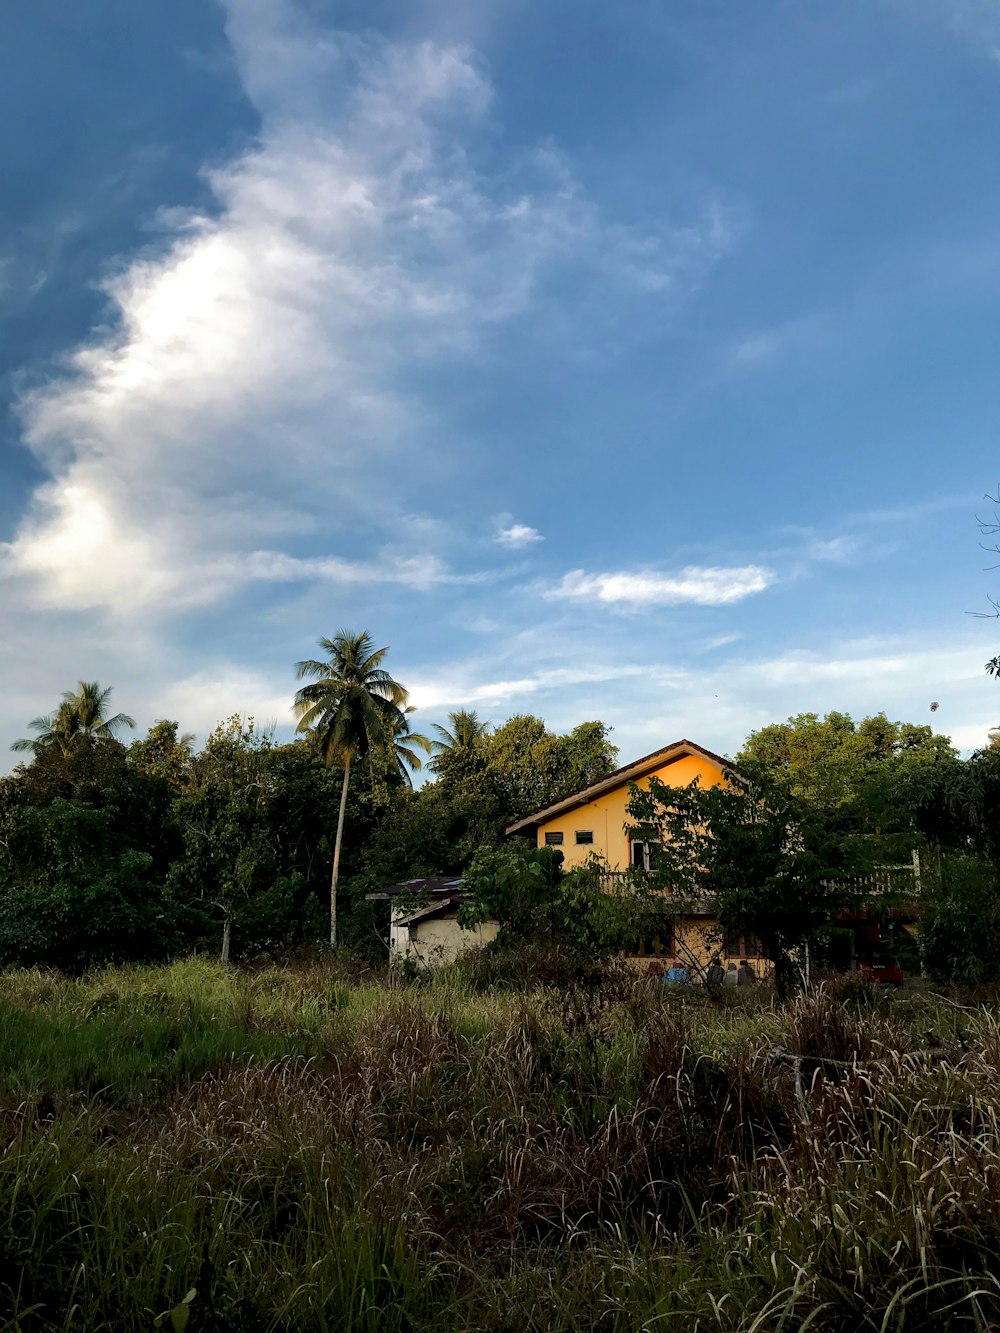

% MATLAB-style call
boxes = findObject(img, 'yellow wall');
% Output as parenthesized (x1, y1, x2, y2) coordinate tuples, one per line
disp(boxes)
(534, 751, 727, 870)
(623, 916, 769, 976)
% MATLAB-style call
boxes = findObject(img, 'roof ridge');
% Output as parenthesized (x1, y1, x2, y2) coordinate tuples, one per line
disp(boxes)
(505, 738, 734, 833)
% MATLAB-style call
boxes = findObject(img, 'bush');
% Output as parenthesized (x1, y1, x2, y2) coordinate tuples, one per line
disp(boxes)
(920, 853, 1000, 986)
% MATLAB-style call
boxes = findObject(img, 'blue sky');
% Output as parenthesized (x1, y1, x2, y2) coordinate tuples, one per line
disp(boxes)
(2, 0, 1000, 769)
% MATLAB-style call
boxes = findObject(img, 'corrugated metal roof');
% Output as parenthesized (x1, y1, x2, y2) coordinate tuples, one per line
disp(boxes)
(365, 875, 464, 901)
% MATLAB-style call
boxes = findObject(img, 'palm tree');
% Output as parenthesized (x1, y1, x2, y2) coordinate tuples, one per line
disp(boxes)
(11, 702, 78, 755)
(11, 682, 135, 755)
(389, 707, 432, 785)
(293, 631, 411, 948)
(66, 681, 136, 743)
(429, 709, 490, 773)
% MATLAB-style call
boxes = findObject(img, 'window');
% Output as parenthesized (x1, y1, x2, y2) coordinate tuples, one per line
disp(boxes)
(626, 925, 675, 958)
(630, 840, 659, 871)
(723, 931, 764, 958)
(575, 830, 594, 845)
(544, 831, 563, 846)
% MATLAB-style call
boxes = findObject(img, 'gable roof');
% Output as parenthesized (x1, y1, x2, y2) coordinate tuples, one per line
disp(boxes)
(505, 738, 733, 834)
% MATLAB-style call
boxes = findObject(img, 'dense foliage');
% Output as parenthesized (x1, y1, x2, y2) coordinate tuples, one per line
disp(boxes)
(0, 663, 618, 967)
(627, 759, 867, 996)
(3, 667, 1000, 983)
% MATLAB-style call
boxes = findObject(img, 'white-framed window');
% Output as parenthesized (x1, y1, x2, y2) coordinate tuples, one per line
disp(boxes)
(630, 839, 658, 870)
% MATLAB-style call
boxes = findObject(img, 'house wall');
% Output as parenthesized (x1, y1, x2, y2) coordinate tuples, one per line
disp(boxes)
(390, 910, 500, 970)
(531, 752, 765, 977)
(624, 916, 769, 976)
(534, 751, 728, 870)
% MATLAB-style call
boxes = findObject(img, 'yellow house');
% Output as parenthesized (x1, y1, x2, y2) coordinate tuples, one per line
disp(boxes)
(506, 739, 768, 977)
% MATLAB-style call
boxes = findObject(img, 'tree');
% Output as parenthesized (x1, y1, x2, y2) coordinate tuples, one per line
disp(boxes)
(129, 720, 195, 791)
(387, 707, 432, 786)
(0, 750, 179, 971)
(627, 762, 861, 998)
(10, 703, 78, 756)
(167, 716, 279, 962)
(12, 681, 136, 756)
(921, 853, 1000, 986)
(478, 716, 618, 824)
(293, 631, 411, 948)
(429, 710, 491, 773)
(458, 844, 646, 964)
(739, 712, 955, 808)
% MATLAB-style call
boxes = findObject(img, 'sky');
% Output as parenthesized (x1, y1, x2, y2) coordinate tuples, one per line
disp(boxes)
(2, 0, 1000, 771)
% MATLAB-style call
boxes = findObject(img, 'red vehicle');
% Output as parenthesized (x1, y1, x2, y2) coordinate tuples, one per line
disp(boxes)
(858, 957, 904, 987)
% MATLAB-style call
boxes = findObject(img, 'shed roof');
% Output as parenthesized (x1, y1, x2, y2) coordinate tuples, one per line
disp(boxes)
(365, 875, 464, 902)
(505, 738, 733, 834)
(393, 896, 466, 927)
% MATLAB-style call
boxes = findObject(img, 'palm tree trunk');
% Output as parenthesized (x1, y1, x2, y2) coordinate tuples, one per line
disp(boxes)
(330, 753, 351, 949)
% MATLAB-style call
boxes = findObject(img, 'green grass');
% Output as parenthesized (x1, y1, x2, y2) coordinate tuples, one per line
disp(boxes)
(0, 961, 998, 1330)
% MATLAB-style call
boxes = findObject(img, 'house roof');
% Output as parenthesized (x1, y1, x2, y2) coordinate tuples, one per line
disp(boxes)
(365, 875, 464, 902)
(505, 738, 733, 834)
(393, 896, 466, 927)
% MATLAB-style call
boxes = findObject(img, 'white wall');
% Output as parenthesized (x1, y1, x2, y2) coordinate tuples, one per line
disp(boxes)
(389, 908, 499, 970)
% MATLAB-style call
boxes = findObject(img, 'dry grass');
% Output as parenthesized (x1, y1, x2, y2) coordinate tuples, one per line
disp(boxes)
(0, 963, 998, 1329)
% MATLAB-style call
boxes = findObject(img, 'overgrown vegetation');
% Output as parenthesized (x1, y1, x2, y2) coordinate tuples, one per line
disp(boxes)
(4, 665, 1000, 985)
(2, 959, 1000, 1330)
(0, 665, 619, 967)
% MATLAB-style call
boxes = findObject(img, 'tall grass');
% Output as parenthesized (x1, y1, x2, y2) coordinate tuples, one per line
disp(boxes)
(0, 962, 999, 1329)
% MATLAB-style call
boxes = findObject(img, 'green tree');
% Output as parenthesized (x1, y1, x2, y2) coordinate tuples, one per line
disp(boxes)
(386, 707, 432, 786)
(429, 710, 491, 774)
(627, 763, 861, 998)
(167, 716, 279, 962)
(903, 744, 1000, 865)
(293, 631, 411, 948)
(10, 702, 79, 757)
(458, 844, 645, 964)
(921, 853, 1000, 986)
(479, 716, 618, 824)
(0, 800, 176, 971)
(129, 720, 195, 791)
(12, 682, 136, 756)
(739, 711, 955, 817)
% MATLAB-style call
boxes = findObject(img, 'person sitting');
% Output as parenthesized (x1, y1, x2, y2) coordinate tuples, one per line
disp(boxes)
(706, 957, 725, 988)
(723, 961, 739, 988)
(737, 959, 756, 987)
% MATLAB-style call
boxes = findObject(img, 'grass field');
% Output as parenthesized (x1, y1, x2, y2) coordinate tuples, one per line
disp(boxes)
(0, 957, 998, 1331)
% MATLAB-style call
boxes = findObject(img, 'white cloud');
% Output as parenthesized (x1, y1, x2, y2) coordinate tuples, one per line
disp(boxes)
(729, 315, 821, 369)
(545, 564, 776, 608)
(408, 662, 651, 712)
(806, 536, 860, 564)
(495, 522, 543, 549)
(157, 666, 295, 736)
(1, 0, 735, 619)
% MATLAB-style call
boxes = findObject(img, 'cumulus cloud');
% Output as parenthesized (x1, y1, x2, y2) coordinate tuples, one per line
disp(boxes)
(1, 0, 735, 619)
(495, 522, 543, 549)
(544, 564, 776, 608)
